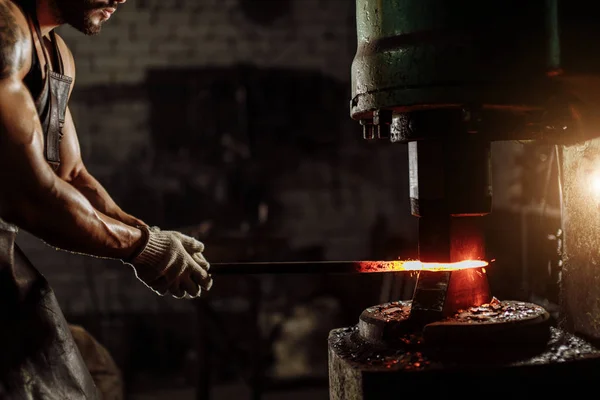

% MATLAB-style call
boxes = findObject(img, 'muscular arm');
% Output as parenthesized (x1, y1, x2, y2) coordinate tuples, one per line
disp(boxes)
(0, 2, 144, 259)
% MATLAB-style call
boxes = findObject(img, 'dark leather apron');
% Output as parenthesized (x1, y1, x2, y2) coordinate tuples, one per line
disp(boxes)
(0, 2, 100, 398)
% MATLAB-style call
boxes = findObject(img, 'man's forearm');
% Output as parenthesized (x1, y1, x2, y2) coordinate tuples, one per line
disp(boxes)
(4, 176, 146, 260)
(70, 168, 146, 227)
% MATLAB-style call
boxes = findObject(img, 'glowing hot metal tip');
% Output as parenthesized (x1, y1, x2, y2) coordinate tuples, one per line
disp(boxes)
(358, 259, 489, 273)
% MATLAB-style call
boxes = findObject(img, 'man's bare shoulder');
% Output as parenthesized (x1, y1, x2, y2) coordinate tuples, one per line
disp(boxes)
(0, 0, 30, 79)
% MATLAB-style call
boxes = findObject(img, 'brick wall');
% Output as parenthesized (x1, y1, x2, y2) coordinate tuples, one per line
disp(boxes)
(62, 0, 356, 165)
(60, 0, 355, 87)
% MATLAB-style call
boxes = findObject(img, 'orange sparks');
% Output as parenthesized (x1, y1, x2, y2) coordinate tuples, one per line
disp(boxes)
(358, 259, 488, 273)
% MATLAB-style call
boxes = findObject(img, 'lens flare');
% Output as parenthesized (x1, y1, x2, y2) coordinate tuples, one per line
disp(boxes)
(591, 173, 600, 197)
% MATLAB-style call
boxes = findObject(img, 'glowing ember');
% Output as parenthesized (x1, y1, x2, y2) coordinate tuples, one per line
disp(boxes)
(358, 259, 488, 273)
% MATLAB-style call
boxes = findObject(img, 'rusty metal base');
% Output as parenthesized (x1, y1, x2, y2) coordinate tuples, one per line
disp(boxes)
(359, 300, 552, 348)
(329, 301, 600, 399)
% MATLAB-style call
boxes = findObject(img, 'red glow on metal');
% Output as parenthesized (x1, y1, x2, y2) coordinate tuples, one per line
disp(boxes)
(547, 68, 564, 77)
(358, 260, 488, 273)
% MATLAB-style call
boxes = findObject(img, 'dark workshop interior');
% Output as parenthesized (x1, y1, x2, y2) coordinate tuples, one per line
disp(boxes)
(12, 0, 600, 398)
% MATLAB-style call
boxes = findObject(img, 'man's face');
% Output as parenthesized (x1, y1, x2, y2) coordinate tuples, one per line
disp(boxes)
(53, 0, 121, 35)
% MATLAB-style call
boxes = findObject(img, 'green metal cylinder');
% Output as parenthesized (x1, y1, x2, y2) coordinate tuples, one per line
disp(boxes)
(351, 0, 557, 122)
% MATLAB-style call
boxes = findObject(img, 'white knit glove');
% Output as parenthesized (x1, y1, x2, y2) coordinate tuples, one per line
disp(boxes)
(125, 226, 212, 299)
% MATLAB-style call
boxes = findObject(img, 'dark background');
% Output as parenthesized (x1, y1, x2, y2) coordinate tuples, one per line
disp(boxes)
(15, 0, 562, 398)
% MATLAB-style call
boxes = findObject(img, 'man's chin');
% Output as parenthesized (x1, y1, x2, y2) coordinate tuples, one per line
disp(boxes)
(83, 27, 102, 36)
(70, 12, 104, 35)
(71, 22, 102, 36)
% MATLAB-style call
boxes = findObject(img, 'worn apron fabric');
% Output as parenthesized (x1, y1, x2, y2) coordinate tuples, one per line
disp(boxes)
(0, 2, 100, 398)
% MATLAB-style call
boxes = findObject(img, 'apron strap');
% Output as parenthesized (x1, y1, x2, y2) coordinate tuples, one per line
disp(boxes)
(22, 0, 72, 171)
(25, 0, 52, 70)
(50, 31, 65, 75)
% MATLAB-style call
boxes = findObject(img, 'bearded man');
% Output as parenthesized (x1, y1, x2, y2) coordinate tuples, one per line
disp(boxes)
(0, 0, 213, 397)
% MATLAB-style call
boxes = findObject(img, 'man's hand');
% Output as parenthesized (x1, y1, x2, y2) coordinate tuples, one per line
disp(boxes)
(124, 226, 212, 299)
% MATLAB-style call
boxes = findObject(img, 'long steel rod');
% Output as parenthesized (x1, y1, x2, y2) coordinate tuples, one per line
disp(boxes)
(210, 260, 487, 275)
(210, 261, 405, 275)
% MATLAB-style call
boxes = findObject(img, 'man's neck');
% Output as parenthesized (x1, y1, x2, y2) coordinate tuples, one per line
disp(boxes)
(34, 0, 61, 36)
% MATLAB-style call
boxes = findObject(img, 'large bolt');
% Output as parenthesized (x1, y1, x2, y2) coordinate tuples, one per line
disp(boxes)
(360, 119, 375, 140)
(373, 109, 393, 139)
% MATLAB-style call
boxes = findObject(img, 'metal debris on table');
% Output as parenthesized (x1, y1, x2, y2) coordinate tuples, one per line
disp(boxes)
(444, 297, 547, 324)
(372, 302, 411, 322)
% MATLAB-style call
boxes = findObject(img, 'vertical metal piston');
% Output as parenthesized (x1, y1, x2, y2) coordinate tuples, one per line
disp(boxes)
(408, 139, 492, 324)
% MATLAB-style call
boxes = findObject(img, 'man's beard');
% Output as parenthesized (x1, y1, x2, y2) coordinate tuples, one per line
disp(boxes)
(51, 0, 116, 36)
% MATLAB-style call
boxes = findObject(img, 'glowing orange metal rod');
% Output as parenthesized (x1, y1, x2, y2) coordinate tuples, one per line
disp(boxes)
(210, 260, 488, 275)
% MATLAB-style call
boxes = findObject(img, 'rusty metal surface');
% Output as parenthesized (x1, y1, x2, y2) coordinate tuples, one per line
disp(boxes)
(351, 0, 600, 141)
(329, 325, 600, 399)
(441, 298, 546, 324)
(330, 323, 598, 371)
(561, 141, 600, 340)
(425, 299, 551, 346)
(357, 301, 416, 345)
(351, 0, 555, 123)
(359, 299, 549, 347)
